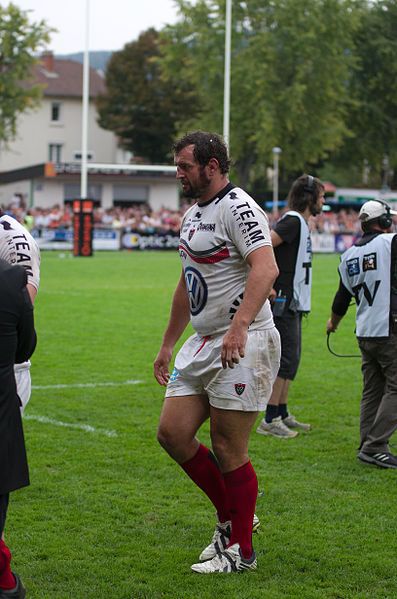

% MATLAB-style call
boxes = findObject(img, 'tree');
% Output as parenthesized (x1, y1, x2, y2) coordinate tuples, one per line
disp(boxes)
(326, 0, 397, 187)
(96, 28, 198, 164)
(160, 0, 358, 188)
(0, 3, 52, 144)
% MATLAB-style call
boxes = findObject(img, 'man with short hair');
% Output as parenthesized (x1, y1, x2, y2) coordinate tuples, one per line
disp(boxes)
(154, 130, 281, 573)
(327, 200, 397, 468)
(0, 259, 37, 598)
(256, 174, 325, 438)
(0, 211, 41, 413)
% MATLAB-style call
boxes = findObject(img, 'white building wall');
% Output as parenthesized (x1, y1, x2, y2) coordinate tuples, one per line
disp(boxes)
(0, 97, 119, 171)
(0, 180, 31, 208)
(149, 180, 179, 212)
(0, 105, 47, 170)
(0, 176, 179, 212)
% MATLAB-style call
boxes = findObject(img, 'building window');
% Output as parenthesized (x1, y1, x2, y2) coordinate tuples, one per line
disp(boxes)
(73, 150, 94, 161)
(64, 183, 102, 203)
(51, 101, 61, 122)
(49, 143, 63, 162)
(113, 184, 148, 206)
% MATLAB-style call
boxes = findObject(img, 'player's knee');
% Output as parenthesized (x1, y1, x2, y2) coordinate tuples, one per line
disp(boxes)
(210, 433, 230, 463)
(157, 422, 181, 453)
(156, 423, 170, 449)
(211, 432, 248, 470)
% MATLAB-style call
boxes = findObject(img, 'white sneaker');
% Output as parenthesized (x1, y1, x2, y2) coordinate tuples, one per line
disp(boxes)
(256, 416, 298, 438)
(199, 514, 260, 562)
(199, 520, 231, 561)
(191, 543, 257, 573)
(283, 414, 311, 431)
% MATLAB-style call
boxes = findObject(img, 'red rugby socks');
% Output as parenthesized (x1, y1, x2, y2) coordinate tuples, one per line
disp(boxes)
(223, 461, 258, 559)
(181, 443, 231, 523)
(0, 540, 15, 590)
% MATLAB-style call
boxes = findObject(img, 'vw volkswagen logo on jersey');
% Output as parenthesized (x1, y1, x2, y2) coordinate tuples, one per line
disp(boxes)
(184, 267, 208, 315)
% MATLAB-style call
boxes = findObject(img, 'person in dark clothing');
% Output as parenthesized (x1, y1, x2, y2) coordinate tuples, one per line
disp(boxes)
(0, 259, 37, 598)
(327, 200, 397, 469)
(256, 174, 325, 438)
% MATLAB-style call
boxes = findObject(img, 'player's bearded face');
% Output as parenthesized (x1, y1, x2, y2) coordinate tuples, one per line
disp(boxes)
(181, 166, 211, 199)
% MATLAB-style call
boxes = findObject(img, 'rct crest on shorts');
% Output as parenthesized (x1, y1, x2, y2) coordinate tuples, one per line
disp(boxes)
(235, 383, 246, 395)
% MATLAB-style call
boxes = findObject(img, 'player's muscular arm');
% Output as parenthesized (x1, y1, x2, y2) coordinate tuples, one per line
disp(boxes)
(221, 245, 279, 369)
(27, 283, 37, 304)
(154, 270, 191, 386)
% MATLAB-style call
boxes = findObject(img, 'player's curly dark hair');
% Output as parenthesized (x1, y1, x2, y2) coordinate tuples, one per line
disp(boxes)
(287, 174, 324, 214)
(173, 131, 232, 174)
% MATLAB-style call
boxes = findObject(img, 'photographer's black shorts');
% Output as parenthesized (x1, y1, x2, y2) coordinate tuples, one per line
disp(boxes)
(274, 310, 303, 380)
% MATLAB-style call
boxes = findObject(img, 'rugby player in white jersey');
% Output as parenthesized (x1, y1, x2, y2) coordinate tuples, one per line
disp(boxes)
(0, 211, 41, 412)
(154, 131, 281, 573)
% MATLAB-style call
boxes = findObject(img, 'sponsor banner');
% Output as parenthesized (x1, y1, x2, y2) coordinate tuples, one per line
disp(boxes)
(311, 233, 335, 253)
(121, 230, 179, 250)
(32, 228, 360, 253)
(311, 233, 362, 253)
(32, 228, 121, 250)
(334, 233, 362, 253)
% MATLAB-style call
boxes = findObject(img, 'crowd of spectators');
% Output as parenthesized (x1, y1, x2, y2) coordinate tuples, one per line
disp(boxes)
(0, 198, 192, 236)
(1, 192, 390, 236)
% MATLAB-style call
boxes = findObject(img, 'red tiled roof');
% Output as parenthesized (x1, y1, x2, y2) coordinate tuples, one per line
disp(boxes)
(324, 182, 336, 193)
(26, 54, 106, 98)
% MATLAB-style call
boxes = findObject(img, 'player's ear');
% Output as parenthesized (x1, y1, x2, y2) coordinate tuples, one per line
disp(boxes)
(207, 157, 218, 173)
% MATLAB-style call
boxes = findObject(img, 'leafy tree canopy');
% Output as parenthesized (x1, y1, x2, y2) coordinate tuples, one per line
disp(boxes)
(159, 0, 358, 187)
(326, 0, 397, 187)
(0, 2, 52, 144)
(96, 28, 199, 163)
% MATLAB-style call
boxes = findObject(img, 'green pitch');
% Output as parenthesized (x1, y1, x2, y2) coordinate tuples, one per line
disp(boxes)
(8, 251, 396, 598)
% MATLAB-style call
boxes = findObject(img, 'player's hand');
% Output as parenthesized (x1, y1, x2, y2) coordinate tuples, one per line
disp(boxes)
(154, 346, 173, 386)
(268, 288, 277, 304)
(221, 326, 247, 369)
(326, 318, 337, 334)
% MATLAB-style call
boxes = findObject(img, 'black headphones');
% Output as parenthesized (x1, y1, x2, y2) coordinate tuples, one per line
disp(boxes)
(375, 199, 393, 230)
(304, 175, 314, 193)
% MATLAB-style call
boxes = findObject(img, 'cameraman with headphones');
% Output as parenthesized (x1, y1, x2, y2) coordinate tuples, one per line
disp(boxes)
(257, 174, 325, 438)
(327, 200, 397, 469)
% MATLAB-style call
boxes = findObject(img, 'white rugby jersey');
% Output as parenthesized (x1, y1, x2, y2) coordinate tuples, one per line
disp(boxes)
(179, 183, 274, 336)
(0, 214, 41, 290)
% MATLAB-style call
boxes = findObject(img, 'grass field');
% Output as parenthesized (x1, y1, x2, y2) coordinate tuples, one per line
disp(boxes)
(7, 250, 397, 598)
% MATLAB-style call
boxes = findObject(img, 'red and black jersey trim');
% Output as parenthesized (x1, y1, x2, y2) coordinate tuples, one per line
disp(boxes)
(179, 239, 230, 264)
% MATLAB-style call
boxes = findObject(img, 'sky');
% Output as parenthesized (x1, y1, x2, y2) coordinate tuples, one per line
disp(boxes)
(15, 0, 184, 55)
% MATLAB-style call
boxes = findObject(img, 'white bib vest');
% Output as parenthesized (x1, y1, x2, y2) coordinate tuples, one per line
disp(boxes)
(282, 211, 312, 312)
(339, 233, 395, 337)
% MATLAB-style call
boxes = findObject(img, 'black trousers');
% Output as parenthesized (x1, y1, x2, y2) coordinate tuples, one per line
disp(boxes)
(0, 494, 9, 537)
(274, 310, 303, 380)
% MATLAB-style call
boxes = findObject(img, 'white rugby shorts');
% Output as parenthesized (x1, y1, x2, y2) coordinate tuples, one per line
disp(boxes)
(165, 328, 281, 411)
(14, 361, 32, 414)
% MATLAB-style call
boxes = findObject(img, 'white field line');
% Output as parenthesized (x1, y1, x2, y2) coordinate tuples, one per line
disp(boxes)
(31, 380, 144, 390)
(23, 413, 118, 438)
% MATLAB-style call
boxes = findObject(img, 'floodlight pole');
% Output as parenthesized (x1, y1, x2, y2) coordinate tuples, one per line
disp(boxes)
(80, 0, 90, 199)
(223, 0, 232, 147)
(272, 147, 282, 216)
